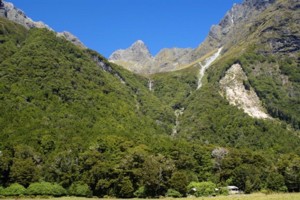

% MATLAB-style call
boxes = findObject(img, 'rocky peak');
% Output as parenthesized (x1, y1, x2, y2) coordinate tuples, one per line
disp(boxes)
(215, 0, 276, 38)
(129, 40, 152, 59)
(110, 40, 152, 63)
(192, 0, 277, 63)
(131, 40, 147, 49)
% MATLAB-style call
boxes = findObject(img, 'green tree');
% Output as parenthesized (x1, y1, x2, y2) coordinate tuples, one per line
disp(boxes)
(9, 158, 38, 187)
(266, 172, 287, 192)
(169, 171, 189, 195)
(141, 154, 174, 197)
(117, 176, 134, 198)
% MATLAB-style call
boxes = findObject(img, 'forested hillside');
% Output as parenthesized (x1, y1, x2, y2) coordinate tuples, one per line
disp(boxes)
(0, 0, 300, 198)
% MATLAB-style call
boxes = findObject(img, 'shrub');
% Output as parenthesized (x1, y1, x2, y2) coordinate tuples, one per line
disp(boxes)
(166, 189, 182, 198)
(218, 187, 229, 195)
(1, 183, 26, 196)
(68, 182, 92, 197)
(26, 182, 66, 197)
(0, 186, 3, 195)
(134, 186, 146, 198)
(187, 181, 217, 197)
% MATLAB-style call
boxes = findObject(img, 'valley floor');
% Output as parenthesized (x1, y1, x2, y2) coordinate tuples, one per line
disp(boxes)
(3, 193, 300, 200)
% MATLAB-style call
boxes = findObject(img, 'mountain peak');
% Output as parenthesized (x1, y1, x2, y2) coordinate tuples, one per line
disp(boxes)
(130, 40, 150, 52)
(109, 40, 152, 63)
(133, 40, 145, 45)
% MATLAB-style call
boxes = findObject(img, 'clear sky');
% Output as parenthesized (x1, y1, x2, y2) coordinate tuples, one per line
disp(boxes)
(8, 0, 242, 58)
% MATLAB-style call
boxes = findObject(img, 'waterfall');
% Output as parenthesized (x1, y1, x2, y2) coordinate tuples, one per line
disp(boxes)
(148, 79, 153, 91)
(172, 108, 184, 136)
(197, 47, 223, 90)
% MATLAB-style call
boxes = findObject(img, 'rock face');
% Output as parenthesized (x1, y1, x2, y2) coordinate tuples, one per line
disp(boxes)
(0, 1, 86, 48)
(110, 0, 277, 75)
(188, 0, 276, 62)
(109, 40, 192, 74)
(57, 31, 86, 49)
(110, 40, 154, 74)
(154, 48, 193, 72)
(1, 1, 51, 30)
(220, 63, 271, 119)
(110, 40, 152, 63)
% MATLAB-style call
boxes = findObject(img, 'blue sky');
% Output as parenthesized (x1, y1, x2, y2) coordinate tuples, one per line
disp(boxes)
(8, 0, 242, 57)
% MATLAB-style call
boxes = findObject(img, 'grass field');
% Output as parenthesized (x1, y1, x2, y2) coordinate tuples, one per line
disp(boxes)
(3, 193, 300, 200)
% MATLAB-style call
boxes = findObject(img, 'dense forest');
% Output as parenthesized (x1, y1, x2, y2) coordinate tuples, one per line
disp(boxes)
(0, 0, 300, 197)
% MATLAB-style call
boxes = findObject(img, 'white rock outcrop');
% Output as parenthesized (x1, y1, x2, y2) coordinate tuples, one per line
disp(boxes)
(220, 63, 271, 119)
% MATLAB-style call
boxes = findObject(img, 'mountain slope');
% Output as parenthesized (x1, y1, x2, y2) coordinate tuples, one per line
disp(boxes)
(0, 17, 174, 147)
(150, 0, 300, 150)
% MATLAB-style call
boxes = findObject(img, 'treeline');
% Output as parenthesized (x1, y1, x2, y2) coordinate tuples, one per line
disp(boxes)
(1, 135, 300, 198)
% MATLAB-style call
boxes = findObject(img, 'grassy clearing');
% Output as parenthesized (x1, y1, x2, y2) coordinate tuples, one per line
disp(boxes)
(2, 193, 300, 200)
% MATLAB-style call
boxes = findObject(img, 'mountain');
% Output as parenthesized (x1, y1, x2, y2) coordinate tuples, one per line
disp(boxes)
(110, 40, 193, 74)
(109, 41, 193, 74)
(109, 0, 284, 75)
(0, 0, 300, 198)
(110, 40, 153, 74)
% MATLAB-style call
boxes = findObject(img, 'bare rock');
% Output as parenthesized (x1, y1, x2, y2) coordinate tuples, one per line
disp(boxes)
(57, 31, 86, 49)
(219, 63, 271, 119)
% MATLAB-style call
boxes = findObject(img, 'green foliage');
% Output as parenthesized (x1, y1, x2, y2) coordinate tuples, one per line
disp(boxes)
(117, 177, 134, 198)
(166, 189, 182, 198)
(141, 154, 174, 197)
(187, 181, 217, 197)
(169, 171, 189, 195)
(218, 187, 229, 195)
(1, 183, 26, 196)
(10, 158, 38, 187)
(134, 186, 146, 198)
(152, 66, 198, 108)
(26, 182, 67, 197)
(68, 182, 92, 197)
(266, 173, 287, 192)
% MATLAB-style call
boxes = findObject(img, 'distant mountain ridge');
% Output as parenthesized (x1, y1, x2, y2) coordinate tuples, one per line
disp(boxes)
(0, 0, 86, 48)
(109, 40, 192, 74)
(109, 0, 277, 74)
